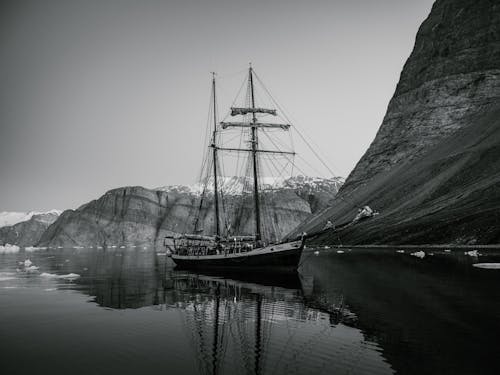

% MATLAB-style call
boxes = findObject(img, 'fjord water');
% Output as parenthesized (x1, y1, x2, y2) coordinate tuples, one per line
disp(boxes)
(1, 248, 499, 375)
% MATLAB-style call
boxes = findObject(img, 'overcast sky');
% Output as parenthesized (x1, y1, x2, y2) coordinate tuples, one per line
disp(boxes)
(0, 0, 435, 211)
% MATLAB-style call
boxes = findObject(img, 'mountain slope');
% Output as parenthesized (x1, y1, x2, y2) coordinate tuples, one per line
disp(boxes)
(288, 0, 500, 245)
(38, 178, 340, 247)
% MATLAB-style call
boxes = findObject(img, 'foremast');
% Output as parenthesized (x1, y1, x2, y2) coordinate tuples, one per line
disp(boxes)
(211, 73, 221, 241)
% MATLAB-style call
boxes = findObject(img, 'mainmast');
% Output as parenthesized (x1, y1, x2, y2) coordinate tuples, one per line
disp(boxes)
(249, 65, 262, 242)
(211, 73, 221, 240)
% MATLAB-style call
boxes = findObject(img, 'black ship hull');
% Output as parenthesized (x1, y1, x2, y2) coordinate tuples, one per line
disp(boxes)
(171, 240, 304, 272)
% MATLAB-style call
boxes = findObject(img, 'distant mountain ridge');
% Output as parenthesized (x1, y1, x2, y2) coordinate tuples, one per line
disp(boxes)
(37, 177, 341, 248)
(156, 176, 343, 196)
(0, 210, 62, 247)
(0, 209, 61, 228)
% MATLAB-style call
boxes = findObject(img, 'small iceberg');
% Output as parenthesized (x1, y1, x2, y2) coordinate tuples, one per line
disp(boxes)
(0, 244, 20, 254)
(411, 251, 426, 259)
(314, 250, 320, 255)
(473, 263, 500, 269)
(25, 246, 47, 252)
(40, 272, 80, 280)
(0, 272, 17, 281)
(465, 250, 480, 257)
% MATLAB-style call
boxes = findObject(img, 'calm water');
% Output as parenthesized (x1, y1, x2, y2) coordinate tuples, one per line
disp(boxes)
(1, 247, 500, 375)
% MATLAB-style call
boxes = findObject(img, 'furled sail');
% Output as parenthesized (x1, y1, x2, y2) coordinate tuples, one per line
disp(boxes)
(220, 122, 290, 130)
(230, 107, 277, 116)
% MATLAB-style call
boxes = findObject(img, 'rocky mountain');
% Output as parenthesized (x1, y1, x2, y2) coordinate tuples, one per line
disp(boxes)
(37, 177, 341, 248)
(0, 209, 61, 228)
(0, 211, 61, 247)
(288, 0, 500, 245)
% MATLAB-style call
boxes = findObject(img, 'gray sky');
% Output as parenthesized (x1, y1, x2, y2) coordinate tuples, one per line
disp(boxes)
(0, 0, 434, 211)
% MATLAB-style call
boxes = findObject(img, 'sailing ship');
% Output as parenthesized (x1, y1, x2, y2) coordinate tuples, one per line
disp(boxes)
(165, 65, 305, 271)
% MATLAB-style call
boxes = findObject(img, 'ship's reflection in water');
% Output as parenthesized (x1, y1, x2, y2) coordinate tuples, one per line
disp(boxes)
(2, 248, 500, 374)
(77, 249, 390, 374)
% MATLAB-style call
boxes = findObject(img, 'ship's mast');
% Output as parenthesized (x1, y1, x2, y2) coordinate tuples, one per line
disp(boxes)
(211, 73, 221, 240)
(249, 65, 262, 242)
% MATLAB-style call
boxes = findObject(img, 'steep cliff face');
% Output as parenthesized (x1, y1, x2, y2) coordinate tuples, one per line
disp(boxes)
(344, 0, 500, 194)
(0, 211, 60, 246)
(38, 180, 338, 247)
(289, 0, 500, 245)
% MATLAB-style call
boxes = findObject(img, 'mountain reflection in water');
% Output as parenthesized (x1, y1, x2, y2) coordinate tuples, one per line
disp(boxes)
(1, 247, 500, 375)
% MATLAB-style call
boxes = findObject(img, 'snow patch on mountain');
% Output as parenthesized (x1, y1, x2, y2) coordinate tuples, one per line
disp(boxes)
(0, 210, 62, 228)
(156, 175, 343, 196)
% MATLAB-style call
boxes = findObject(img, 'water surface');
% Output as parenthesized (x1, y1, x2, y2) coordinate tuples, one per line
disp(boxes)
(1, 247, 499, 374)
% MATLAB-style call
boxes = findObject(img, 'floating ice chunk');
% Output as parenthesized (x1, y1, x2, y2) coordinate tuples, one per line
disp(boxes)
(24, 259, 33, 267)
(25, 246, 47, 252)
(40, 272, 80, 279)
(0, 244, 20, 253)
(396, 250, 405, 253)
(473, 263, 500, 269)
(411, 251, 425, 259)
(337, 250, 345, 254)
(314, 250, 320, 255)
(0, 272, 17, 281)
(465, 250, 479, 257)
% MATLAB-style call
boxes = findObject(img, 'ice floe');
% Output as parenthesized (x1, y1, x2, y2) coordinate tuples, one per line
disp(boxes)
(0, 272, 17, 281)
(411, 251, 426, 259)
(0, 244, 20, 253)
(40, 272, 80, 280)
(465, 250, 480, 257)
(24, 246, 48, 252)
(473, 263, 500, 269)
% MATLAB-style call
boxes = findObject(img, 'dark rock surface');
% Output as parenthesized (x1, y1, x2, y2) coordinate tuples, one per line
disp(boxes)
(288, 0, 500, 245)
